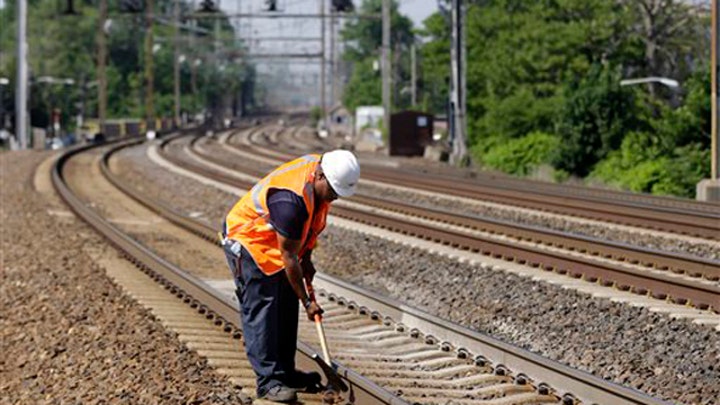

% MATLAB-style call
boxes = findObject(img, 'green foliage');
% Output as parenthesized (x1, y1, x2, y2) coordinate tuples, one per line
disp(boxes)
(651, 67, 711, 151)
(462, 0, 633, 145)
(340, 0, 414, 113)
(589, 67, 712, 198)
(341, 0, 414, 63)
(413, 0, 708, 197)
(417, 12, 449, 114)
(0, 0, 254, 128)
(342, 58, 382, 112)
(553, 65, 644, 176)
(310, 106, 323, 127)
(591, 142, 709, 198)
(476, 131, 560, 176)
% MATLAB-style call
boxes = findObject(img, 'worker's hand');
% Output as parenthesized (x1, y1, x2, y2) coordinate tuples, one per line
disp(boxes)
(305, 301, 324, 321)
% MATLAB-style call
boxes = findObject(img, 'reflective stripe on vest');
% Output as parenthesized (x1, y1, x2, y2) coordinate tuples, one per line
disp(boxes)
(224, 154, 328, 276)
(249, 154, 319, 216)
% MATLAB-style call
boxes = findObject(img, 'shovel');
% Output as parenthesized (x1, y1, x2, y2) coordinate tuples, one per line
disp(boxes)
(305, 278, 349, 394)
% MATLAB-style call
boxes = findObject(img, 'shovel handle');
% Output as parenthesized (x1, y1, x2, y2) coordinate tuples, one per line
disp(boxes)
(315, 314, 332, 366)
(305, 277, 332, 366)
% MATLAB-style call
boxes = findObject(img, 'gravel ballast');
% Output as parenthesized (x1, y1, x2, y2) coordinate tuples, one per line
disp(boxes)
(1, 150, 248, 404)
(111, 141, 720, 405)
(199, 137, 720, 261)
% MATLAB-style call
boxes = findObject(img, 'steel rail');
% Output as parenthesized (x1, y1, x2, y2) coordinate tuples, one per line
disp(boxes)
(120, 133, 672, 405)
(177, 134, 719, 310)
(347, 195, 720, 284)
(311, 274, 671, 405)
(229, 126, 720, 240)
(327, 206, 719, 311)
(53, 139, 407, 405)
(195, 133, 720, 283)
(266, 124, 720, 215)
(359, 170, 720, 240)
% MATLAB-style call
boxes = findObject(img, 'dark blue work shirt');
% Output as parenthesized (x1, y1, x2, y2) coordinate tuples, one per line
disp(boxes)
(267, 188, 308, 240)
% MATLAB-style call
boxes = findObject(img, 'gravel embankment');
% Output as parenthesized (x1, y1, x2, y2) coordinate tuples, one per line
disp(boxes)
(0, 150, 249, 404)
(199, 138, 720, 261)
(111, 141, 719, 405)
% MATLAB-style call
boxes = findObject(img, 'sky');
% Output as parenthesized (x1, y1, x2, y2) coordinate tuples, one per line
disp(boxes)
(398, 0, 438, 28)
(219, 0, 439, 107)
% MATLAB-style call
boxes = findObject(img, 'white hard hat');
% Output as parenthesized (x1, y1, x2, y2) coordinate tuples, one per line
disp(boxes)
(321, 150, 360, 197)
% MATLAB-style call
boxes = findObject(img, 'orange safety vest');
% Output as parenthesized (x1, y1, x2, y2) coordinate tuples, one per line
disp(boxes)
(225, 154, 330, 276)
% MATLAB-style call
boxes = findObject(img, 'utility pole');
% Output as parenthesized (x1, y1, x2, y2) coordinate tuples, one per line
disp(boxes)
(145, 0, 155, 130)
(16, 0, 28, 149)
(381, 0, 391, 141)
(215, 13, 222, 127)
(700, 0, 720, 200)
(329, 6, 335, 109)
(173, 0, 181, 128)
(97, 0, 108, 132)
(713, 0, 719, 181)
(411, 43, 417, 107)
(450, 0, 467, 166)
(190, 1, 198, 100)
(320, 0, 327, 128)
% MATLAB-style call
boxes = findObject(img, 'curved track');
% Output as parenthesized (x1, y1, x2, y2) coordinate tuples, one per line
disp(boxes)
(45, 131, 686, 404)
(174, 131, 719, 311)
(231, 124, 720, 241)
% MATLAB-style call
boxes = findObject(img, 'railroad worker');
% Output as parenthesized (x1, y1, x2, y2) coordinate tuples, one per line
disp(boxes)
(221, 150, 360, 403)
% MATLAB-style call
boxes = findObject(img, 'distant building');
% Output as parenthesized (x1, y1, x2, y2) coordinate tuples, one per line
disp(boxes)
(355, 106, 384, 134)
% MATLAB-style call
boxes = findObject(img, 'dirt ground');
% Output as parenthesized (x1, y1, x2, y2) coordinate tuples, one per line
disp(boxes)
(0, 150, 248, 404)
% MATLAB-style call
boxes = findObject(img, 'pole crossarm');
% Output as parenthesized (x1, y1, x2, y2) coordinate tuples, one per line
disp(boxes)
(222, 52, 323, 59)
(186, 12, 381, 20)
(248, 37, 323, 41)
(154, 16, 212, 34)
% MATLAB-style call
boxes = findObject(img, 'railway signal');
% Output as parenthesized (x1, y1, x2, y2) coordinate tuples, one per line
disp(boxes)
(61, 0, 79, 15)
(199, 0, 217, 13)
(331, 0, 354, 12)
(120, 0, 143, 13)
(265, 0, 278, 12)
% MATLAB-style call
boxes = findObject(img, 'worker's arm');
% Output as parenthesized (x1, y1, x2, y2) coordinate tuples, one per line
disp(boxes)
(301, 249, 317, 283)
(278, 233, 323, 320)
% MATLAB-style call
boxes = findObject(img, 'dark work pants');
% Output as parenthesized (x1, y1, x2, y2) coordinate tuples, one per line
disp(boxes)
(223, 243, 299, 397)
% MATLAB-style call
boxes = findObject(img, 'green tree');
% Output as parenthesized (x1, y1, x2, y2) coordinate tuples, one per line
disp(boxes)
(651, 67, 711, 151)
(590, 65, 711, 197)
(554, 65, 644, 176)
(0, 0, 255, 129)
(341, 0, 413, 63)
(463, 0, 636, 144)
(340, 0, 414, 112)
(417, 11, 449, 114)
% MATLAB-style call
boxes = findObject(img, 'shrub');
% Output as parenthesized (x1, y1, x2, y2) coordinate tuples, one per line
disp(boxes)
(591, 141, 709, 198)
(477, 131, 560, 176)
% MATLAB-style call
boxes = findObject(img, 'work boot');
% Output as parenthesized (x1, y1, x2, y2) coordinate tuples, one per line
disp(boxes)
(260, 384, 297, 403)
(285, 370, 323, 393)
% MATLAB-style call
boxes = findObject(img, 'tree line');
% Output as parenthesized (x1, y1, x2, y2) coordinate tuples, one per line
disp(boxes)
(341, 0, 710, 198)
(0, 0, 256, 132)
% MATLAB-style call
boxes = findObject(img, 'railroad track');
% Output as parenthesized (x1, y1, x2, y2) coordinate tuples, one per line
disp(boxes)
(229, 124, 720, 241)
(53, 133, 674, 404)
(173, 132, 719, 311)
(53, 137, 403, 405)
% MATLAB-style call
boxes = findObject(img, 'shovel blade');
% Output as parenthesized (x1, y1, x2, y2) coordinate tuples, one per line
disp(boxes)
(312, 354, 349, 392)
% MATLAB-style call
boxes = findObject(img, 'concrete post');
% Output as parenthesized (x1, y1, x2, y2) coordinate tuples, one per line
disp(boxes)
(381, 0, 391, 144)
(697, 0, 720, 201)
(450, 0, 467, 166)
(97, 0, 107, 132)
(16, 0, 28, 149)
